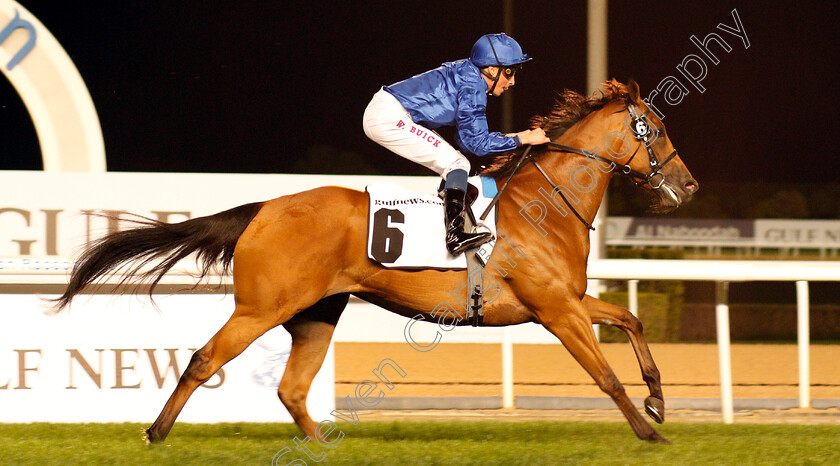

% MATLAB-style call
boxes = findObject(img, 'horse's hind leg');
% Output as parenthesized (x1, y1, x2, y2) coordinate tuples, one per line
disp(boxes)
(584, 294, 665, 424)
(145, 305, 280, 443)
(540, 301, 667, 443)
(278, 293, 349, 441)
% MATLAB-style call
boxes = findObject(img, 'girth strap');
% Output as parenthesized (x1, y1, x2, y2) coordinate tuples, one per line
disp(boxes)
(463, 205, 485, 326)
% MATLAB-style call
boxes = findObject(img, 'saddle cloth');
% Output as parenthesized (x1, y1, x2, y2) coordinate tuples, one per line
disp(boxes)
(366, 177, 497, 269)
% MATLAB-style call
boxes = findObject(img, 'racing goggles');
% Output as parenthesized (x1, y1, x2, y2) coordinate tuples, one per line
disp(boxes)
(501, 64, 522, 79)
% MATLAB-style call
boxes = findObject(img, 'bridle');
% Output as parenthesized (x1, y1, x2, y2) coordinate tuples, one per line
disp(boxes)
(478, 104, 681, 231)
(545, 105, 678, 187)
(532, 105, 680, 230)
(624, 104, 680, 189)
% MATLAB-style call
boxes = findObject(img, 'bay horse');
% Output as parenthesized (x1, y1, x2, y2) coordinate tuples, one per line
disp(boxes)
(56, 79, 697, 444)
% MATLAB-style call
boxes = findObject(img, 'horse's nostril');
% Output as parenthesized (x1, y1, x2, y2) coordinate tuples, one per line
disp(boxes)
(684, 181, 698, 193)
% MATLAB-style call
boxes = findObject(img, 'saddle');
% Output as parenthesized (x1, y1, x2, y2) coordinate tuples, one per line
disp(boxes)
(366, 179, 496, 325)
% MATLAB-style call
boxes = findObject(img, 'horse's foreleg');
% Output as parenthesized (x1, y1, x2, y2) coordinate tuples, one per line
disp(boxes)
(583, 294, 665, 424)
(278, 294, 348, 441)
(540, 303, 668, 443)
(145, 307, 278, 443)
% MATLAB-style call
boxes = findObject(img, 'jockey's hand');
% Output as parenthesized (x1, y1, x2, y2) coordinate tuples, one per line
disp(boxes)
(515, 128, 550, 146)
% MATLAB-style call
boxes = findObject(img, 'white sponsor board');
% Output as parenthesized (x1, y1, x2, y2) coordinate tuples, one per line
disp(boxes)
(605, 216, 840, 254)
(606, 216, 753, 240)
(1, 171, 416, 423)
(0, 293, 334, 423)
(754, 219, 840, 246)
(0, 171, 439, 258)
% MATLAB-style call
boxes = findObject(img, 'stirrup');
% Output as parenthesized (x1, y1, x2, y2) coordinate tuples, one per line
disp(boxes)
(446, 230, 492, 255)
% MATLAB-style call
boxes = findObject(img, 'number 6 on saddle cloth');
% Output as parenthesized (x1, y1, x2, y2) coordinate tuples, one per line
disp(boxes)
(365, 179, 499, 325)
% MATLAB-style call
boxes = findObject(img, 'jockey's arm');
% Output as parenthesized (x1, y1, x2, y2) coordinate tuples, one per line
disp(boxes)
(454, 87, 519, 156)
(507, 128, 550, 146)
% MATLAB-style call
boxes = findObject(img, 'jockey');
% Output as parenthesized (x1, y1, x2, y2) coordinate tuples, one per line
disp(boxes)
(363, 33, 549, 255)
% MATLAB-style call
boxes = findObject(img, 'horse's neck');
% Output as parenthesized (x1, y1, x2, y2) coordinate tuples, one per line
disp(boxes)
(501, 110, 614, 243)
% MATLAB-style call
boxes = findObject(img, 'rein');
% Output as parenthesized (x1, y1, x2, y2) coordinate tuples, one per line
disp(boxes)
(482, 105, 680, 231)
(479, 117, 550, 221)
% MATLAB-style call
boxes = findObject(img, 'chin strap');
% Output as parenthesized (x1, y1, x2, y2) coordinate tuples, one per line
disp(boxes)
(481, 35, 503, 95)
(481, 68, 501, 95)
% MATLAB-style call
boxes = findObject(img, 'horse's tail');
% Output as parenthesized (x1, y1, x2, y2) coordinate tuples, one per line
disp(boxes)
(54, 202, 264, 311)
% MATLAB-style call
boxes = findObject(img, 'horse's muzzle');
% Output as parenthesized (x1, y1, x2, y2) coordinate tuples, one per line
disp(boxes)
(650, 177, 698, 213)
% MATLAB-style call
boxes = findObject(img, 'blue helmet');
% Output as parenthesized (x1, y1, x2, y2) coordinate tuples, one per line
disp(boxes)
(469, 33, 532, 67)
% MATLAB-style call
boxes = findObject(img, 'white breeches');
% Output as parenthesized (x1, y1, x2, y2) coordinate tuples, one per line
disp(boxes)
(363, 88, 470, 179)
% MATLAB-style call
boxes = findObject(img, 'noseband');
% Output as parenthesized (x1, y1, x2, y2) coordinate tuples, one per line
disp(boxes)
(532, 105, 679, 230)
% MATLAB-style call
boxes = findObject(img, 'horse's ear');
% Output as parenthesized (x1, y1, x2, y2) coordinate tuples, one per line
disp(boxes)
(627, 78, 640, 102)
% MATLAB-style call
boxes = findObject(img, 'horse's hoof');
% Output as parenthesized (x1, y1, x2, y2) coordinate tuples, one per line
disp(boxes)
(144, 428, 162, 445)
(647, 431, 671, 444)
(644, 396, 665, 424)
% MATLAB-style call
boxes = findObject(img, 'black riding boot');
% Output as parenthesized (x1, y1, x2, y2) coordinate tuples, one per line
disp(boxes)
(444, 188, 492, 255)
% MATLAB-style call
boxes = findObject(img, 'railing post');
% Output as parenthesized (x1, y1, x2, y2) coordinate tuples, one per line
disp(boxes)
(628, 279, 639, 317)
(796, 280, 810, 408)
(502, 326, 514, 408)
(715, 281, 734, 424)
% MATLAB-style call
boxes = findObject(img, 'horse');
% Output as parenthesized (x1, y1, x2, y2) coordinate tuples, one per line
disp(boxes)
(55, 79, 698, 444)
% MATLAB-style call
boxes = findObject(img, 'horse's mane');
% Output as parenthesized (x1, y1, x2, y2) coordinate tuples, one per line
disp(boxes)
(480, 80, 633, 179)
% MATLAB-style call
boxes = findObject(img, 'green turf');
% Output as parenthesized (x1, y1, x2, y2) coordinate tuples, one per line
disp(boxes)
(0, 421, 838, 465)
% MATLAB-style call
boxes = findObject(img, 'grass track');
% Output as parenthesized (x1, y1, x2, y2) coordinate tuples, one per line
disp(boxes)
(1, 421, 838, 465)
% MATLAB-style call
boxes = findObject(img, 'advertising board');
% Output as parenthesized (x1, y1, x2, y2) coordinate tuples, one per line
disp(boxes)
(1, 171, 415, 422)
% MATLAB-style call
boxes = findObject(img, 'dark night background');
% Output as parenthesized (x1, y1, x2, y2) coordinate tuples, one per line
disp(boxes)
(2, 0, 839, 217)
